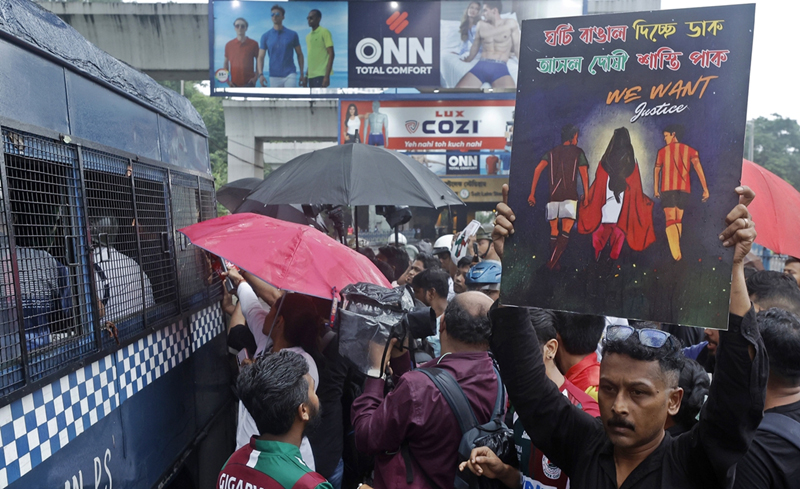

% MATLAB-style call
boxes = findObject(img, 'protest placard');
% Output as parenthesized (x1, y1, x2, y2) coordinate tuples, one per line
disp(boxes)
(500, 5, 755, 330)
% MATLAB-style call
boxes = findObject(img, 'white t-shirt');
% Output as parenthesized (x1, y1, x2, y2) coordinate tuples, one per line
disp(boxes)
(601, 179, 624, 224)
(237, 282, 271, 355)
(93, 246, 155, 322)
(234, 281, 320, 467)
(346, 117, 361, 135)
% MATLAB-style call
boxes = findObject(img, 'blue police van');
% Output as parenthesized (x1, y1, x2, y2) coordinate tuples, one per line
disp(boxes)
(0, 1, 231, 487)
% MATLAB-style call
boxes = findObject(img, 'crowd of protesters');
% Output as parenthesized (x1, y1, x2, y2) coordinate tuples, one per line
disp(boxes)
(217, 184, 800, 489)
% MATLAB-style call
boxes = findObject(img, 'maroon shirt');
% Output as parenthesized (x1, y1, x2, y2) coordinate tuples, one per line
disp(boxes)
(351, 351, 501, 489)
(542, 144, 589, 202)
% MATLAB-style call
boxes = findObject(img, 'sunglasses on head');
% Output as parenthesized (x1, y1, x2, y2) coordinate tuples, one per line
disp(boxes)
(606, 325, 674, 348)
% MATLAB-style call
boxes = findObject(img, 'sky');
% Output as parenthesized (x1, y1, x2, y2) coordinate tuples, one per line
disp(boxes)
(661, 0, 797, 122)
(130, 0, 795, 122)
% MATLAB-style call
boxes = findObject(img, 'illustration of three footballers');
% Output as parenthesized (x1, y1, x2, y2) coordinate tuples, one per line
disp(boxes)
(528, 123, 710, 270)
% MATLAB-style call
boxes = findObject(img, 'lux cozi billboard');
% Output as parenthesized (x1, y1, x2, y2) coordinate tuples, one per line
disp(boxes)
(339, 100, 515, 153)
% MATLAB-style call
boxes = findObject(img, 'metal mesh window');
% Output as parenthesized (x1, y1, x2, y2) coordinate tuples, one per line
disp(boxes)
(199, 178, 221, 303)
(134, 163, 178, 329)
(83, 149, 149, 345)
(2, 129, 96, 382)
(171, 172, 213, 310)
(0, 162, 23, 395)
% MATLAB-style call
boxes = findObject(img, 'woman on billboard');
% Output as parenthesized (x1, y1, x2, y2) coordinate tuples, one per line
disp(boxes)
(343, 104, 366, 143)
(457, 2, 482, 56)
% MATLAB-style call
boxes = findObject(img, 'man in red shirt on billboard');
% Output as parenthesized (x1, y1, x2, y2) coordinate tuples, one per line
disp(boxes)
(224, 18, 259, 87)
(654, 124, 710, 261)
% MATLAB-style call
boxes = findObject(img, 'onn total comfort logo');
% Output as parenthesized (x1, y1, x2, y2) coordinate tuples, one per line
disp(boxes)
(386, 11, 409, 34)
(354, 8, 434, 75)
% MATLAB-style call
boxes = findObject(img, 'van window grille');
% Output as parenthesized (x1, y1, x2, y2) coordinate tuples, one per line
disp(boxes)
(199, 177, 221, 303)
(2, 129, 97, 382)
(83, 149, 151, 345)
(172, 172, 206, 310)
(133, 163, 178, 328)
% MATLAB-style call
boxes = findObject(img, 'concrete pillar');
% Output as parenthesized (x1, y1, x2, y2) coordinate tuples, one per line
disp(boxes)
(226, 135, 261, 181)
(223, 100, 338, 183)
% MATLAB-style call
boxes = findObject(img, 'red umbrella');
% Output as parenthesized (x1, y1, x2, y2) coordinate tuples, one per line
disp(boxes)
(179, 213, 390, 299)
(742, 159, 800, 258)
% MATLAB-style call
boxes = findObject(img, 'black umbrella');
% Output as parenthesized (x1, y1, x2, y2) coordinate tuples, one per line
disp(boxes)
(216, 177, 263, 212)
(218, 178, 327, 232)
(243, 144, 463, 207)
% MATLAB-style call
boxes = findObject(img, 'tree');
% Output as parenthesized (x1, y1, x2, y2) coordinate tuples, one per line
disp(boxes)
(160, 81, 229, 214)
(747, 114, 800, 191)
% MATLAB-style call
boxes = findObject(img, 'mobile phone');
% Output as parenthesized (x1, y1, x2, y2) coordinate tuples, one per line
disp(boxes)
(220, 259, 236, 293)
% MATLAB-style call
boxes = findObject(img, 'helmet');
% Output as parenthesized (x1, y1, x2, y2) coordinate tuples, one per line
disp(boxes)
(465, 260, 502, 286)
(474, 223, 493, 241)
(388, 233, 408, 245)
(404, 244, 419, 261)
(433, 234, 454, 256)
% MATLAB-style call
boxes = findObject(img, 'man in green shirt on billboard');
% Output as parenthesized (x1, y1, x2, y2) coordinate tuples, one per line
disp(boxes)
(305, 9, 335, 88)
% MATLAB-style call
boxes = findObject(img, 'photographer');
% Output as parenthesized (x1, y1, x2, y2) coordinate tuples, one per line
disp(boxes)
(351, 291, 502, 488)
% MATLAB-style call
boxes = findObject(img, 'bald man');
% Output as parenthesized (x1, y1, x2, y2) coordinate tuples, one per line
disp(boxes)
(352, 292, 503, 488)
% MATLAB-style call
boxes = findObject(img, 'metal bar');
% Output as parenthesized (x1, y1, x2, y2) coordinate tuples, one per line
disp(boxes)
(167, 169, 184, 317)
(129, 159, 149, 330)
(76, 146, 104, 351)
(0, 135, 31, 386)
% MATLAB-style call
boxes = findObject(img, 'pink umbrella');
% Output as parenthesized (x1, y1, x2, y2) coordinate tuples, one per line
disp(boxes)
(179, 213, 390, 299)
(742, 159, 800, 258)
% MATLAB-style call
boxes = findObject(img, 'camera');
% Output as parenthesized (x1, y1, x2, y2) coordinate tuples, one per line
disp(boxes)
(336, 283, 437, 375)
(396, 306, 437, 341)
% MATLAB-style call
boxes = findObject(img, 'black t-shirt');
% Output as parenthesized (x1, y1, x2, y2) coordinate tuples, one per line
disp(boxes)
(733, 399, 800, 489)
(227, 324, 258, 359)
(307, 337, 348, 479)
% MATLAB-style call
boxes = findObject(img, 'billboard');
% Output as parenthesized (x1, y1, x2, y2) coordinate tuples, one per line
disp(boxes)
(443, 176, 509, 202)
(210, 0, 587, 95)
(212, 1, 349, 90)
(499, 5, 755, 330)
(338, 100, 515, 152)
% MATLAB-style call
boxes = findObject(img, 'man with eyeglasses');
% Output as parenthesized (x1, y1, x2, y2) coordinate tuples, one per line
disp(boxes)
(465, 185, 767, 489)
(305, 9, 334, 88)
(257, 5, 304, 88)
(224, 18, 259, 87)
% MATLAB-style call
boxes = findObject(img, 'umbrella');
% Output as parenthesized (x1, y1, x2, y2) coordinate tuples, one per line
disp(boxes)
(243, 144, 463, 207)
(741, 159, 800, 258)
(178, 213, 390, 299)
(216, 177, 263, 211)
(218, 178, 327, 232)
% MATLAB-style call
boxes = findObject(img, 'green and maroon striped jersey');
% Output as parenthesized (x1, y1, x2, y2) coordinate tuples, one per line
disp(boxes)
(218, 437, 332, 489)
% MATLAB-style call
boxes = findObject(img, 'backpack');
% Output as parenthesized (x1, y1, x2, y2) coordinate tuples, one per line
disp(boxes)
(412, 365, 516, 489)
(758, 412, 800, 451)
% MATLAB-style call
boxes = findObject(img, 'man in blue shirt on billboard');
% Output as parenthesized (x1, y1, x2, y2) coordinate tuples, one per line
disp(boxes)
(257, 5, 305, 88)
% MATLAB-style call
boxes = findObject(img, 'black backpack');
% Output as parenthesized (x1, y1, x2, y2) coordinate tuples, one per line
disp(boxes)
(758, 412, 800, 450)
(410, 365, 516, 489)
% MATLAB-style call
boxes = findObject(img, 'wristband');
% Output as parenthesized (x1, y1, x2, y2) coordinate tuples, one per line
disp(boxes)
(366, 367, 382, 378)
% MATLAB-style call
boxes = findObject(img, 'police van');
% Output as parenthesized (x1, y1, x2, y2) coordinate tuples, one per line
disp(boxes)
(0, 1, 230, 487)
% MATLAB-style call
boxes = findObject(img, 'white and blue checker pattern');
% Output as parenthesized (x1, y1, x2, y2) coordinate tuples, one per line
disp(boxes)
(0, 303, 225, 489)
(191, 302, 223, 352)
(117, 321, 191, 404)
(0, 353, 117, 487)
